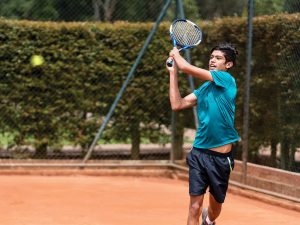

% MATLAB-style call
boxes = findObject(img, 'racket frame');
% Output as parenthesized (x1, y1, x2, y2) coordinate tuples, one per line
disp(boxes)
(167, 19, 202, 67)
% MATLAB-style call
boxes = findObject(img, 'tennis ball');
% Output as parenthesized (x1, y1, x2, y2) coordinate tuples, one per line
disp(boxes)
(30, 55, 44, 67)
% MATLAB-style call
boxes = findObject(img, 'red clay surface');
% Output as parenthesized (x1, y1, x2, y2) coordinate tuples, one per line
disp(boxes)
(0, 175, 299, 225)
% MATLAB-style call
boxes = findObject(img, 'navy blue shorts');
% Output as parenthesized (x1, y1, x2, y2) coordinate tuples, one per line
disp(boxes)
(186, 147, 234, 203)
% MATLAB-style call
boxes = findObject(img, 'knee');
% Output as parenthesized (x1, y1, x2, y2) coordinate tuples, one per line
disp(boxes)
(189, 202, 202, 218)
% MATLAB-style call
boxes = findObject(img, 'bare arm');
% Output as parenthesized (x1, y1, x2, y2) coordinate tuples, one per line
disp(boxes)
(169, 48, 213, 81)
(166, 58, 197, 111)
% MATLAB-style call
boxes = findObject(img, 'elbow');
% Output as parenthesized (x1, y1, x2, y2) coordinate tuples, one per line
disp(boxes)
(171, 104, 181, 111)
(171, 106, 180, 111)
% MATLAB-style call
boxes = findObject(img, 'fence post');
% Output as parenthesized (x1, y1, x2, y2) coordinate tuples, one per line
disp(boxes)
(171, 0, 199, 163)
(242, 0, 254, 184)
(82, 0, 173, 164)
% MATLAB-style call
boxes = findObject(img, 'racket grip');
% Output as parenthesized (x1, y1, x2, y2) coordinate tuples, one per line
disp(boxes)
(167, 58, 173, 67)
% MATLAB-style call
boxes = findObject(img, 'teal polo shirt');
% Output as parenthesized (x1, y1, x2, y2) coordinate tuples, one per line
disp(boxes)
(193, 70, 240, 148)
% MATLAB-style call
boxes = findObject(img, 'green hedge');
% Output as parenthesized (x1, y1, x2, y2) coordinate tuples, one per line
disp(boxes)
(0, 14, 299, 167)
(0, 20, 174, 157)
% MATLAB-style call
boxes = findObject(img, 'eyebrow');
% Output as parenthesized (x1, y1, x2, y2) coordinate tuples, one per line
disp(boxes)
(210, 54, 225, 58)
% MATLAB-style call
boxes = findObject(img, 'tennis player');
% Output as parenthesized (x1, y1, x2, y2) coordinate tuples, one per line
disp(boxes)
(166, 43, 240, 225)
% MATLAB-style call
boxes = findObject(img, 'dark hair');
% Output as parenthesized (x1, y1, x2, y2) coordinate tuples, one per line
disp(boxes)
(210, 43, 238, 66)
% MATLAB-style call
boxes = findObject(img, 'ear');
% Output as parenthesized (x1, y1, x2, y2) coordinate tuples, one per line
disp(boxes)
(225, 62, 233, 69)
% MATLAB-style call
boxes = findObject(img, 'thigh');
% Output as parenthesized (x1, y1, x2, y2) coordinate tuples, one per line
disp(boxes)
(186, 149, 209, 196)
(207, 155, 234, 203)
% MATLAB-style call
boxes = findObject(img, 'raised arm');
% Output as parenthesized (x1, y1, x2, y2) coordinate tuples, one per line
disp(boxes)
(166, 57, 197, 111)
(169, 48, 213, 81)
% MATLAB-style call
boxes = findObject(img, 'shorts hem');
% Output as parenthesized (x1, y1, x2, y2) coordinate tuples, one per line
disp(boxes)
(189, 191, 206, 196)
(209, 190, 225, 203)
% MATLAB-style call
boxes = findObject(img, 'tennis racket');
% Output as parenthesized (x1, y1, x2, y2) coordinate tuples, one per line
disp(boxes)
(167, 19, 202, 67)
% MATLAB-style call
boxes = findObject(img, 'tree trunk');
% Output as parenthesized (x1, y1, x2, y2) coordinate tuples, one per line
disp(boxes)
(280, 136, 290, 170)
(103, 0, 117, 21)
(270, 138, 277, 167)
(131, 121, 140, 160)
(172, 111, 184, 160)
(92, 0, 117, 21)
(34, 142, 48, 159)
(289, 143, 296, 172)
(92, 0, 101, 20)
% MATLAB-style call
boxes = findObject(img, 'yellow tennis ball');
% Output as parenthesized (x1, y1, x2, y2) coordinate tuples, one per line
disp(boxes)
(30, 55, 44, 66)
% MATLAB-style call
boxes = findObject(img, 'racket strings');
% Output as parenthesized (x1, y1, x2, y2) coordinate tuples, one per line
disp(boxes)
(172, 21, 202, 47)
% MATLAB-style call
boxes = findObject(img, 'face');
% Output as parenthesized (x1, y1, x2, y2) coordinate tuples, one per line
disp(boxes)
(209, 50, 233, 71)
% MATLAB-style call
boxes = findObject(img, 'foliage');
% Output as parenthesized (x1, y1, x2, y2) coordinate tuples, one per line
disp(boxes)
(1, 0, 299, 22)
(0, 0, 59, 21)
(284, 0, 300, 13)
(194, 0, 246, 19)
(0, 20, 172, 157)
(255, 0, 285, 16)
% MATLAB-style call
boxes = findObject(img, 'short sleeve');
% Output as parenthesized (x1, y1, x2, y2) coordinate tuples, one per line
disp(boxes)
(193, 89, 201, 97)
(210, 71, 234, 88)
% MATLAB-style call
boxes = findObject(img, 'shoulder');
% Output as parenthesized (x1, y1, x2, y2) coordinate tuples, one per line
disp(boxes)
(210, 70, 236, 88)
(210, 70, 234, 80)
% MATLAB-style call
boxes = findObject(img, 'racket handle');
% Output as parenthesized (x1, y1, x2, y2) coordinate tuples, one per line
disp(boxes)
(167, 58, 173, 67)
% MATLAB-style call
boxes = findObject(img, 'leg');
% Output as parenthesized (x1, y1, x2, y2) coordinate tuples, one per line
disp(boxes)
(187, 194, 205, 225)
(207, 193, 222, 222)
(204, 153, 234, 223)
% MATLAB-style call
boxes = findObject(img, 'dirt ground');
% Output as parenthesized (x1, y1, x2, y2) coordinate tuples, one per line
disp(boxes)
(0, 175, 299, 225)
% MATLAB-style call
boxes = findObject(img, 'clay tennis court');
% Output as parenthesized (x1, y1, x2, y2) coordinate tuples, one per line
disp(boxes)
(0, 173, 299, 225)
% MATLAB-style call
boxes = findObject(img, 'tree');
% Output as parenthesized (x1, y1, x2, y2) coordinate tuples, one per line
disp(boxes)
(0, 0, 58, 21)
(255, 0, 284, 16)
(92, 0, 117, 21)
(53, 0, 93, 21)
(0, 0, 34, 19)
(284, 0, 300, 13)
(111, 0, 165, 22)
(194, 0, 246, 19)
(1, 0, 299, 22)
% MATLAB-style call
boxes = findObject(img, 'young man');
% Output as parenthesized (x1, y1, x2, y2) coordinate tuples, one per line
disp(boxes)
(166, 43, 240, 225)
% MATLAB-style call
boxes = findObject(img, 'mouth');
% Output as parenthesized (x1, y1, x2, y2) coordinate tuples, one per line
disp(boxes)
(209, 64, 216, 69)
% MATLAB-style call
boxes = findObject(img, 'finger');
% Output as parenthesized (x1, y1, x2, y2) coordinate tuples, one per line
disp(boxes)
(166, 57, 172, 64)
(169, 50, 175, 57)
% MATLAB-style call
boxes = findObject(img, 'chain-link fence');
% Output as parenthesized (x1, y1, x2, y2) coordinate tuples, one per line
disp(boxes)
(244, 0, 300, 172)
(0, 0, 180, 163)
(0, 0, 299, 172)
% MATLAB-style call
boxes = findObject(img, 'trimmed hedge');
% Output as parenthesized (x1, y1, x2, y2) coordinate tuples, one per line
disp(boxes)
(0, 14, 299, 167)
(0, 20, 174, 157)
